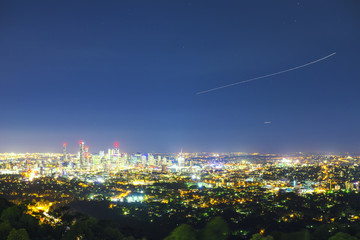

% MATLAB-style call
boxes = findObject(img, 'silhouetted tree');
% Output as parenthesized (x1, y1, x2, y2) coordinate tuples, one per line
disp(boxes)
(0, 199, 12, 215)
(280, 230, 310, 240)
(201, 216, 229, 240)
(1, 206, 22, 228)
(103, 226, 125, 240)
(0, 221, 11, 240)
(19, 214, 39, 236)
(7, 228, 30, 240)
(62, 217, 98, 240)
(164, 224, 196, 240)
(250, 233, 274, 240)
(313, 224, 346, 240)
(328, 232, 357, 240)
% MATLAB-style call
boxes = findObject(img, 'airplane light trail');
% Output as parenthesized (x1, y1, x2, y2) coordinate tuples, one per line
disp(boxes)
(196, 52, 336, 95)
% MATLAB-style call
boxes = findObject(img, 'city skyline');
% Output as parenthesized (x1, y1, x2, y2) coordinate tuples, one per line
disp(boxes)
(1, 1, 360, 153)
(2, 140, 360, 155)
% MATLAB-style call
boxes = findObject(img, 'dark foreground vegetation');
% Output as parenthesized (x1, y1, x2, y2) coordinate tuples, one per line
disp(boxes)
(2, 197, 360, 240)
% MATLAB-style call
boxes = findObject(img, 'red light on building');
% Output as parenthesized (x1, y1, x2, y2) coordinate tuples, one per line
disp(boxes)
(115, 142, 119, 148)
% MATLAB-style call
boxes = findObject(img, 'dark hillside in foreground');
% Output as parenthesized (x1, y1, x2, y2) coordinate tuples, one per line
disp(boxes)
(3, 197, 360, 240)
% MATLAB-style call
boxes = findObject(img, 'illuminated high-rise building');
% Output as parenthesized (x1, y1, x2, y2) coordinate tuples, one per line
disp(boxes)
(91, 154, 102, 170)
(85, 145, 91, 168)
(79, 141, 85, 168)
(99, 151, 105, 159)
(63, 142, 68, 161)
(108, 148, 114, 159)
(178, 150, 185, 168)
(85, 145, 89, 154)
(122, 153, 128, 167)
(134, 153, 141, 164)
(113, 142, 121, 169)
(148, 154, 155, 166)
(162, 157, 167, 166)
(141, 155, 147, 166)
(114, 142, 120, 155)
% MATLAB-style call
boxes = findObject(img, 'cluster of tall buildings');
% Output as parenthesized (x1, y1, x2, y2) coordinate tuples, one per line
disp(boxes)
(61, 141, 188, 172)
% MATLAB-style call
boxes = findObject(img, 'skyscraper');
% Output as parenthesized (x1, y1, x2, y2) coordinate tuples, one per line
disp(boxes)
(62, 142, 67, 161)
(114, 142, 120, 155)
(141, 155, 147, 166)
(79, 141, 85, 168)
(178, 150, 185, 168)
(148, 154, 155, 166)
(85, 145, 90, 168)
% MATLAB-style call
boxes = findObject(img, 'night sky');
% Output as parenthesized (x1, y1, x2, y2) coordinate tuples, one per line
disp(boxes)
(1, 1, 360, 153)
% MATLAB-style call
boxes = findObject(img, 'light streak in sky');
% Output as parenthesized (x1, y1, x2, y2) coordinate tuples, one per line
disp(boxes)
(196, 52, 336, 95)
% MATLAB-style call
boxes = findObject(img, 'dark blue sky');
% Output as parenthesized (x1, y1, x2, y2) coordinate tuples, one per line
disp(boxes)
(1, 0, 360, 153)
